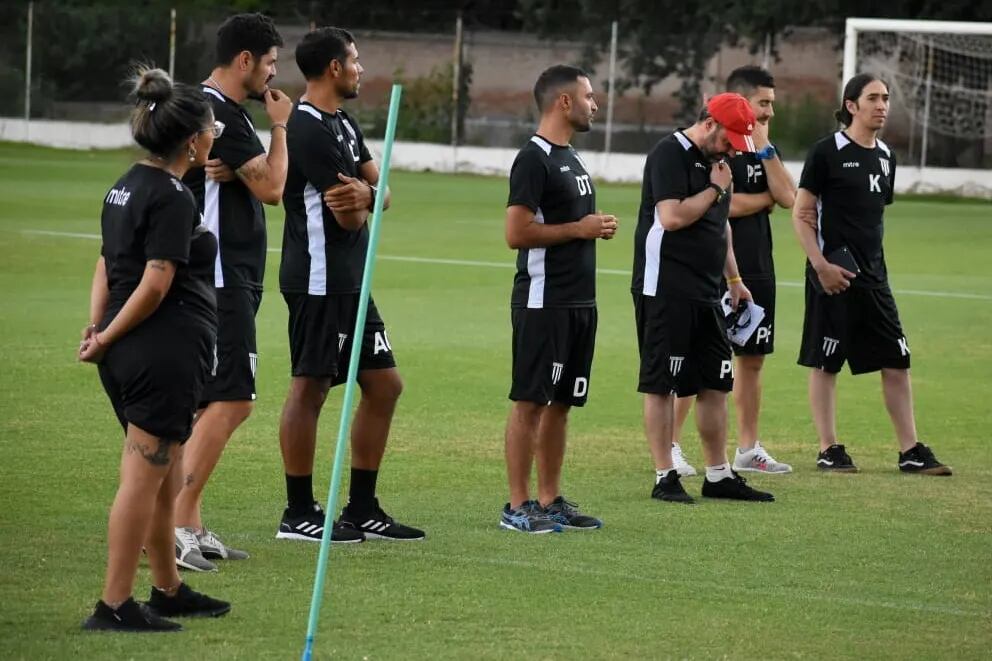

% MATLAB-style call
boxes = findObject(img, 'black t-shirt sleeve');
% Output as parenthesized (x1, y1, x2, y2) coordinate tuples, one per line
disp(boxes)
(650, 141, 689, 202)
(353, 119, 373, 165)
(144, 184, 196, 264)
(799, 142, 828, 195)
(291, 115, 352, 192)
(507, 149, 547, 212)
(212, 105, 265, 171)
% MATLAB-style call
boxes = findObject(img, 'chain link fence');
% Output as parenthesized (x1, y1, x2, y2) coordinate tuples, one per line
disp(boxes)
(2, 3, 988, 168)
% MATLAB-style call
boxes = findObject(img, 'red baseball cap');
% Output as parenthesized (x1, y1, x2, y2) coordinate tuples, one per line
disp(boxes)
(706, 93, 757, 153)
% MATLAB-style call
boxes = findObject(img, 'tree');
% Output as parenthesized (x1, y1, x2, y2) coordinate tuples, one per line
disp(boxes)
(514, 0, 992, 122)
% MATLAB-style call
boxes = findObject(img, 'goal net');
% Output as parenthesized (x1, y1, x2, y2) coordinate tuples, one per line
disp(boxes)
(843, 18, 992, 170)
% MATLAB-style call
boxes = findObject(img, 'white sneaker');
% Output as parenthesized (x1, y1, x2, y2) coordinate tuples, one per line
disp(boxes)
(175, 526, 217, 572)
(197, 528, 250, 561)
(672, 442, 698, 477)
(733, 441, 793, 474)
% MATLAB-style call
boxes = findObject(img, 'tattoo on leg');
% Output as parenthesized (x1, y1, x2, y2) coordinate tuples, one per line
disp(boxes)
(146, 439, 171, 466)
(184, 473, 195, 487)
(126, 438, 172, 466)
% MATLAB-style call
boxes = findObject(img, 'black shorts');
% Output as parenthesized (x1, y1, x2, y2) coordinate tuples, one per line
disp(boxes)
(200, 287, 261, 405)
(798, 282, 911, 375)
(284, 292, 396, 385)
(509, 307, 597, 407)
(97, 307, 215, 443)
(634, 293, 734, 396)
(730, 277, 775, 356)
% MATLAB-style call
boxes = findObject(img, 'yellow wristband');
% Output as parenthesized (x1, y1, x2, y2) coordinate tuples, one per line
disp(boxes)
(727, 276, 743, 285)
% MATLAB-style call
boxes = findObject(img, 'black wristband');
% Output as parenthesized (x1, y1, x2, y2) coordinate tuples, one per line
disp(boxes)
(368, 184, 377, 211)
(707, 182, 726, 202)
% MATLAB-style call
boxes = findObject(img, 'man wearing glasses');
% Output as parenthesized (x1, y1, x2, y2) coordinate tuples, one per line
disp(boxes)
(179, 12, 292, 572)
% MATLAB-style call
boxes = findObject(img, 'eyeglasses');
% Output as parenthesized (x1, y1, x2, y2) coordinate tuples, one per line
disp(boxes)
(199, 120, 225, 138)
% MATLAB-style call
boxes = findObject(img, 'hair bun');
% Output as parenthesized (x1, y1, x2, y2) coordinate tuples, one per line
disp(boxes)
(132, 67, 173, 103)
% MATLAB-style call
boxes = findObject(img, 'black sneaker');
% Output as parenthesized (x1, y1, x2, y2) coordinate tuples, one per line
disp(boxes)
(82, 597, 182, 632)
(701, 472, 775, 502)
(816, 444, 859, 473)
(652, 470, 695, 503)
(543, 496, 602, 530)
(898, 443, 952, 476)
(276, 502, 365, 544)
(145, 583, 230, 618)
(339, 498, 426, 541)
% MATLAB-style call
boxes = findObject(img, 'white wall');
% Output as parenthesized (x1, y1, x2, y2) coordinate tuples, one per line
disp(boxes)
(2, 117, 990, 198)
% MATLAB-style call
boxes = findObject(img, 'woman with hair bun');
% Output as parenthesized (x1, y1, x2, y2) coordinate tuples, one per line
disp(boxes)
(79, 67, 231, 632)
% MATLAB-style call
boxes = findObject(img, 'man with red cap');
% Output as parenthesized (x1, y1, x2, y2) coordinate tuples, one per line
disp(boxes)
(631, 93, 775, 504)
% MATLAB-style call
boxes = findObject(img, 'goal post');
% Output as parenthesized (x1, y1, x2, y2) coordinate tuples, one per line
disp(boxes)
(842, 17, 992, 170)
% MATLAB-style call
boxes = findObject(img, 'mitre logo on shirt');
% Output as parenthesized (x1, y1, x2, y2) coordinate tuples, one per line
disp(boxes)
(842, 161, 860, 168)
(105, 186, 131, 207)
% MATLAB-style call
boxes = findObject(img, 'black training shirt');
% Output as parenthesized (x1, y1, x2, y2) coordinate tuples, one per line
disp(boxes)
(728, 145, 781, 280)
(280, 102, 373, 295)
(799, 131, 896, 288)
(183, 86, 266, 290)
(101, 164, 217, 327)
(632, 130, 730, 304)
(507, 135, 597, 309)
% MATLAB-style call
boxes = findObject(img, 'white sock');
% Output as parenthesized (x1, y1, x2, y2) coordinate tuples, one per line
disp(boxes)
(655, 468, 675, 484)
(705, 463, 733, 482)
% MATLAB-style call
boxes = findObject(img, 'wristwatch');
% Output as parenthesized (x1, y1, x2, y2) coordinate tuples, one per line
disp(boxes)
(707, 182, 728, 204)
(756, 144, 776, 161)
(368, 183, 378, 210)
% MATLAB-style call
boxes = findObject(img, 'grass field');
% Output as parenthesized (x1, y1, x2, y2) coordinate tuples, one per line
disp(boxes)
(1, 141, 990, 660)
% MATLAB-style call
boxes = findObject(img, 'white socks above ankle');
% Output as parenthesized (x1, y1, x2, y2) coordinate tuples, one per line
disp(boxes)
(705, 463, 734, 482)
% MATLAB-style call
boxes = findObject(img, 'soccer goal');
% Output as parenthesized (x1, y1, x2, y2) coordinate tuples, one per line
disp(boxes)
(843, 18, 992, 170)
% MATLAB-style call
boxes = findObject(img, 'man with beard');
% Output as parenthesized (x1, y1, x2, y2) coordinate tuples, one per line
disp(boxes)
(276, 27, 424, 544)
(178, 12, 292, 571)
(632, 93, 775, 505)
(670, 67, 797, 477)
(499, 65, 617, 534)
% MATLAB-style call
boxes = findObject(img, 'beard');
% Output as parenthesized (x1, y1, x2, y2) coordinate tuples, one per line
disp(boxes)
(700, 131, 729, 162)
(245, 73, 272, 102)
(339, 79, 360, 100)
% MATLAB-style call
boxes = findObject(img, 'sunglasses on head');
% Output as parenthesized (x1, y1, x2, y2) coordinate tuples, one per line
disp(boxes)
(198, 120, 225, 138)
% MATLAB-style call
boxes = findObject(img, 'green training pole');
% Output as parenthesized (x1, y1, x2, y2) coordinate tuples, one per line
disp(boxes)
(302, 83, 403, 661)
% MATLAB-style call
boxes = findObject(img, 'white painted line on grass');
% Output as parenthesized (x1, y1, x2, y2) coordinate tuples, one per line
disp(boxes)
(20, 229, 992, 302)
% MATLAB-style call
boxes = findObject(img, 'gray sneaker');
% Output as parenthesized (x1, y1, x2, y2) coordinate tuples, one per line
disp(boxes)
(499, 500, 562, 534)
(733, 441, 793, 474)
(175, 527, 217, 572)
(196, 529, 249, 561)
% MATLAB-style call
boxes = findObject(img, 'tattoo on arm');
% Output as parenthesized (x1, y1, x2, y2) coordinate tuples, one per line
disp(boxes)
(148, 260, 168, 272)
(125, 438, 172, 466)
(237, 158, 269, 182)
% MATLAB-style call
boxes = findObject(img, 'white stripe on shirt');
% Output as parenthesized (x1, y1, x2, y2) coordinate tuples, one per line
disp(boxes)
(303, 182, 327, 295)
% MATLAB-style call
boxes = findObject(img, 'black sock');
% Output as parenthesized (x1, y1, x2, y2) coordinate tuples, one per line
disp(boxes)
(348, 468, 379, 513)
(286, 474, 314, 516)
